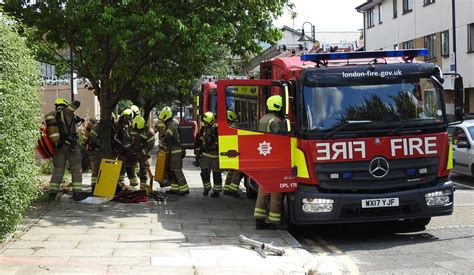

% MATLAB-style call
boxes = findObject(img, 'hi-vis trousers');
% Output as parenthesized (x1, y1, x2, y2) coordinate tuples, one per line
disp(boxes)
(49, 145, 82, 194)
(253, 191, 282, 224)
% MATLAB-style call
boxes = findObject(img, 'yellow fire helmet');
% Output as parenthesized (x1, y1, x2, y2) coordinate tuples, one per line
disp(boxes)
(122, 108, 133, 117)
(159, 108, 172, 122)
(130, 105, 140, 118)
(227, 111, 238, 122)
(54, 98, 69, 107)
(132, 115, 145, 129)
(202, 111, 214, 124)
(266, 95, 282, 112)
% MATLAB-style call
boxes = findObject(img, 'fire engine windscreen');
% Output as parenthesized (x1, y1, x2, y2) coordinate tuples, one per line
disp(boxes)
(302, 78, 445, 133)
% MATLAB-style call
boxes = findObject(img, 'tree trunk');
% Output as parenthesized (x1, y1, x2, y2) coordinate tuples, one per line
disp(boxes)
(99, 87, 114, 158)
(143, 100, 155, 123)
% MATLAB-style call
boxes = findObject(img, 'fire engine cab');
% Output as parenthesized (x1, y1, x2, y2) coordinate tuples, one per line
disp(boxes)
(216, 49, 464, 228)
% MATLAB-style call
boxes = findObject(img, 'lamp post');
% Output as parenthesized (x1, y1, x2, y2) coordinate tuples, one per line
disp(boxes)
(298, 22, 316, 52)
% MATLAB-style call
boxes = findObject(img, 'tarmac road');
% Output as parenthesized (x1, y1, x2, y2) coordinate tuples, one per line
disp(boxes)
(291, 174, 474, 274)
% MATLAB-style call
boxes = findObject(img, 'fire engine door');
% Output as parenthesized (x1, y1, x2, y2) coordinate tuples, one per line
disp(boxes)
(217, 79, 296, 192)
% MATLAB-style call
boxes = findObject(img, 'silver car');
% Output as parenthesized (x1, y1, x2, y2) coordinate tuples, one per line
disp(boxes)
(448, 120, 474, 177)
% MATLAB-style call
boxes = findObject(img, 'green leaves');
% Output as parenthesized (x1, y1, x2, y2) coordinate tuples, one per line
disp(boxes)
(0, 12, 41, 241)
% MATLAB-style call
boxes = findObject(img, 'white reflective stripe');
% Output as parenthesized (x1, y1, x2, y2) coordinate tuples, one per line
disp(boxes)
(140, 134, 148, 139)
(147, 136, 155, 142)
(142, 149, 147, 155)
(124, 144, 131, 148)
(91, 130, 98, 137)
(171, 149, 182, 154)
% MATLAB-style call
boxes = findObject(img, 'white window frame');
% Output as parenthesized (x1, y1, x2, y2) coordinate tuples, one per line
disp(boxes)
(441, 30, 449, 57)
(367, 8, 375, 28)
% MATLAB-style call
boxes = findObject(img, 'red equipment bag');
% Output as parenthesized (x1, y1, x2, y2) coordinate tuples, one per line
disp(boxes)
(114, 190, 149, 203)
(36, 127, 56, 159)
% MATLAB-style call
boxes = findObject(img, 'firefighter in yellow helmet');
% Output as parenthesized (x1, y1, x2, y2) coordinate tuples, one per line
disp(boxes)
(254, 95, 285, 229)
(129, 105, 148, 185)
(223, 111, 244, 197)
(198, 111, 222, 197)
(130, 105, 140, 119)
(115, 109, 134, 188)
(46, 98, 85, 200)
(159, 107, 189, 195)
(88, 113, 117, 193)
(123, 116, 155, 189)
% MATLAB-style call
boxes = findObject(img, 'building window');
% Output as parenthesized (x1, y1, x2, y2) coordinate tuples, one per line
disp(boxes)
(393, 0, 398, 18)
(378, 4, 383, 24)
(367, 8, 375, 28)
(441, 30, 449, 57)
(469, 23, 474, 53)
(402, 40, 413, 49)
(403, 0, 413, 14)
(424, 34, 436, 60)
(423, 0, 435, 6)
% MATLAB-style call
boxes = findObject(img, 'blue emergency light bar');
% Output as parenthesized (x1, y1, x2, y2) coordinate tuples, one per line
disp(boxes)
(301, 49, 429, 62)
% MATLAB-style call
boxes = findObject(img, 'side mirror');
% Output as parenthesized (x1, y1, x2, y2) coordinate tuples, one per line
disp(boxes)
(454, 107, 464, 122)
(456, 141, 471, 149)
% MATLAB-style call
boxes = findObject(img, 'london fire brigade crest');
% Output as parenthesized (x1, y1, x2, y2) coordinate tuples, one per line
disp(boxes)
(258, 141, 272, 156)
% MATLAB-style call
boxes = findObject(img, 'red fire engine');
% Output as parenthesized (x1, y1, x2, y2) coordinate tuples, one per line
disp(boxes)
(217, 49, 464, 227)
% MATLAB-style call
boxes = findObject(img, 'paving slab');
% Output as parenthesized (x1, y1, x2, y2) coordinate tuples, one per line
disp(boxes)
(0, 152, 318, 274)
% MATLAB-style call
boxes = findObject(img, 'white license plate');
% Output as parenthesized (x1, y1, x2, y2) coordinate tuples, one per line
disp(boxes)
(361, 198, 399, 208)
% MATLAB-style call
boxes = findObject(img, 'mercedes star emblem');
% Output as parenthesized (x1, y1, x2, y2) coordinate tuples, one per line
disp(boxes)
(369, 157, 390, 178)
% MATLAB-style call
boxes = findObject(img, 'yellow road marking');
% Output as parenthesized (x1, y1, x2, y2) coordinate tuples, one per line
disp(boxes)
(314, 236, 360, 275)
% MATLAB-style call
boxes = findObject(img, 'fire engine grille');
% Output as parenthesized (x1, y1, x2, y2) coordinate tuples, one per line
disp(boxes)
(315, 157, 439, 193)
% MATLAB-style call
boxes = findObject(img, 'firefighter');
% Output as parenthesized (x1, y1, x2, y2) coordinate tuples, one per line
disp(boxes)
(130, 105, 140, 119)
(46, 98, 84, 201)
(223, 111, 243, 197)
(254, 95, 285, 229)
(198, 112, 222, 197)
(130, 104, 148, 186)
(159, 107, 189, 195)
(83, 117, 98, 187)
(115, 109, 134, 188)
(88, 113, 117, 193)
(123, 116, 155, 189)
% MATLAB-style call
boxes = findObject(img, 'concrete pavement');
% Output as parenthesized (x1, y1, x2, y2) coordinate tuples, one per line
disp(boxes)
(0, 154, 320, 275)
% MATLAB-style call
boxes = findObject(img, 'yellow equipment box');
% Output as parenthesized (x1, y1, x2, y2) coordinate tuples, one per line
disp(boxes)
(154, 150, 168, 183)
(94, 159, 123, 197)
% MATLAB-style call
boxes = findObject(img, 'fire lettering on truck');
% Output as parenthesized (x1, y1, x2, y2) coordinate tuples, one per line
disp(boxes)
(316, 141, 366, 161)
(390, 137, 437, 156)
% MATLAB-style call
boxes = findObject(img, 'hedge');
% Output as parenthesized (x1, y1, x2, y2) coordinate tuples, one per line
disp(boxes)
(0, 13, 42, 241)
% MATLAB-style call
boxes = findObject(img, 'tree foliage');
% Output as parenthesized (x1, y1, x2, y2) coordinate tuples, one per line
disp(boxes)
(0, 12, 41, 240)
(3, 0, 291, 155)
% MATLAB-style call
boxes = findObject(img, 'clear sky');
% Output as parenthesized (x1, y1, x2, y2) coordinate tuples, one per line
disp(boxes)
(273, 0, 364, 32)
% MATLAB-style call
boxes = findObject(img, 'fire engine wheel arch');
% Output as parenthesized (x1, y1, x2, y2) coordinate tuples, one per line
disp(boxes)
(243, 175, 258, 199)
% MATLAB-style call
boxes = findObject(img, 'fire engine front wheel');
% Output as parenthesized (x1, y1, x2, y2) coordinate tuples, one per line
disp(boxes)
(244, 176, 258, 199)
